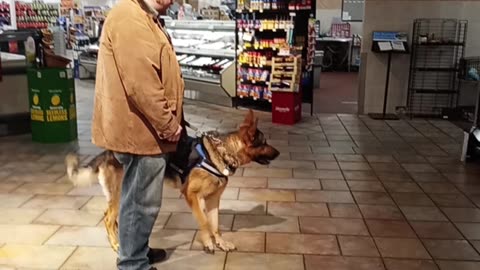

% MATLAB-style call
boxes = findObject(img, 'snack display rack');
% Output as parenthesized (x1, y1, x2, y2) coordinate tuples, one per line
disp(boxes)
(269, 55, 302, 92)
(234, 0, 314, 110)
(164, 19, 236, 107)
(15, 0, 59, 30)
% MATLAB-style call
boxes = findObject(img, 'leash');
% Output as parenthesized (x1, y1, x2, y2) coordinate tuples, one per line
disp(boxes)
(184, 121, 205, 137)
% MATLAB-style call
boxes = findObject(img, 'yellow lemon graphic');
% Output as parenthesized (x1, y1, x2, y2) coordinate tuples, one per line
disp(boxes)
(51, 95, 61, 106)
(33, 94, 39, 105)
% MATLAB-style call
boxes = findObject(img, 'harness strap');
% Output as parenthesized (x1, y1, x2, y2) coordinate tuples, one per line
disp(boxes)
(194, 143, 225, 178)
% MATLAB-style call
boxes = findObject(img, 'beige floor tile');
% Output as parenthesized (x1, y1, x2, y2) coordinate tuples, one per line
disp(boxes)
(442, 207, 480, 222)
(0, 194, 34, 208)
(0, 208, 44, 224)
(81, 196, 107, 211)
(293, 169, 344, 179)
(353, 192, 395, 205)
(162, 184, 183, 199)
(410, 221, 463, 240)
(348, 181, 386, 192)
(60, 247, 117, 270)
(0, 182, 22, 193)
(67, 184, 104, 196)
(0, 224, 59, 244)
(266, 233, 340, 255)
(435, 261, 480, 270)
(0, 244, 75, 269)
(375, 237, 431, 259)
(14, 183, 73, 195)
(391, 193, 434, 206)
(160, 198, 191, 213)
(165, 213, 233, 231)
(45, 226, 110, 247)
(6, 172, 64, 183)
(268, 178, 321, 190)
(296, 190, 354, 203)
(192, 231, 265, 252)
(315, 161, 340, 170)
(149, 229, 196, 250)
(366, 220, 416, 238)
(338, 235, 380, 257)
(423, 239, 480, 260)
(154, 212, 171, 228)
(227, 177, 268, 188)
(343, 171, 378, 181)
(206, 188, 235, 201)
(321, 180, 349, 191)
(226, 252, 304, 270)
(305, 255, 384, 270)
(359, 205, 404, 220)
(269, 160, 316, 169)
(243, 168, 292, 178)
(154, 250, 225, 270)
(328, 203, 362, 218)
(22, 195, 91, 210)
(233, 215, 299, 233)
(400, 206, 447, 221)
(300, 217, 369, 235)
(267, 202, 329, 217)
(383, 259, 439, 270)
(34, 209, 104, 226)
(239, 188, 295, 202)
(219, 200, 266, 215)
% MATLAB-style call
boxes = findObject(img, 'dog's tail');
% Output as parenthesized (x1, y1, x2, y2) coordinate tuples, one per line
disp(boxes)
(65, 152, 99, 187)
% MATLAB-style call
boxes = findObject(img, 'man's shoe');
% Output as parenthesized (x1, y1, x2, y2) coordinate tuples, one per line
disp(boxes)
(116, 248, 167, 266)
(147, 248, 167, 264)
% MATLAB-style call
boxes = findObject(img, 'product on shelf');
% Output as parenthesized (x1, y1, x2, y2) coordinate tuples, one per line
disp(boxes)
(0, 1, 11, 27)
(15, 0, 59, 29)
(238, 0, 311, 11)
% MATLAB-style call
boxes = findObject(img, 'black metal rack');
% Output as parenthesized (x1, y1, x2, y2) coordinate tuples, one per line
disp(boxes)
(407, 18, 467, 118)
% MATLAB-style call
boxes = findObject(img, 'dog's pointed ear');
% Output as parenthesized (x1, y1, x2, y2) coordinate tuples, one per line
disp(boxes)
(241, 109, 255, 128)
(248, 117, 258, 138)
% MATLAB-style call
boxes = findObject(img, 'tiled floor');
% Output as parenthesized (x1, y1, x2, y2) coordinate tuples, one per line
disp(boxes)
(1, 80, 480, 269)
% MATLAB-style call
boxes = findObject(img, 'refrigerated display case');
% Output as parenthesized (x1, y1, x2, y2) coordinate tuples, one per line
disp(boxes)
(164, 19, 236, 107)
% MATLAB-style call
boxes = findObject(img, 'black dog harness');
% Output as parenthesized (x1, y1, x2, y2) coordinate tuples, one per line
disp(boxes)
(168, 134, 226, 184)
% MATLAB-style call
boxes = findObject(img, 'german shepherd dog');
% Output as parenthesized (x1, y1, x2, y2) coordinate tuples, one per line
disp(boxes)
(65, 110, 279, 253)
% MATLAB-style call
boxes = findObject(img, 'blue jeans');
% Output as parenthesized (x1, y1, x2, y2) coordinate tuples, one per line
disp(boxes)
(114, 152, 167, 270)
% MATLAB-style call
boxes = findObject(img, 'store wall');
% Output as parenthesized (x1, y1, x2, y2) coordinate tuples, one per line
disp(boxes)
(316, 0, 363, 35)
(359, 0, 480, 114)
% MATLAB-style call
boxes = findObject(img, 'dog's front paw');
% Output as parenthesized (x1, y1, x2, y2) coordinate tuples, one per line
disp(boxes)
(203, 239, 216, 254)
(215, 237, 236, 252)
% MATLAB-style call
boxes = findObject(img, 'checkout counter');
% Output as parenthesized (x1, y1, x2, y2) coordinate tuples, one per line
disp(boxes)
(0, 30, 41, 136)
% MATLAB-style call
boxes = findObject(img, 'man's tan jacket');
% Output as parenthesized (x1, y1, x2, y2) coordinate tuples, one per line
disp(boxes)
(92, 0, 184, 155)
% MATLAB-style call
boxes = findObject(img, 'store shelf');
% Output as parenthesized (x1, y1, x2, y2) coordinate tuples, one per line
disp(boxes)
(414, 67, 459, 72)
(413, 89, 458, 94)
(183, 74, 220, 84)
(416, 42, 465, 47)
(176, 48, 235, 58)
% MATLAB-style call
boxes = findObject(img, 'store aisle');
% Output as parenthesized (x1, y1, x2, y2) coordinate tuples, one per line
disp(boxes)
(314, 72, 358, 114)
(0, 80, 480, 270)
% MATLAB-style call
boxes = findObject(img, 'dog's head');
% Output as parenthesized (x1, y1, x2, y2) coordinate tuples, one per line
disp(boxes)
(237, 110, 280, 165)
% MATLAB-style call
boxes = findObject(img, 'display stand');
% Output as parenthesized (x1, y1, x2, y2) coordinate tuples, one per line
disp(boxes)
(369, 31, 409, 120)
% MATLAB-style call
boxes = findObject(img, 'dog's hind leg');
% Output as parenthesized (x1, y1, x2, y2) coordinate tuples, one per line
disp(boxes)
(205, 187, 236, 252)
(100, 165, 122, 252)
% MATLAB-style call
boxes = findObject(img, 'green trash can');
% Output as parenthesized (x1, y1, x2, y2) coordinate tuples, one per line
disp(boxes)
(27, 68, 78, 143)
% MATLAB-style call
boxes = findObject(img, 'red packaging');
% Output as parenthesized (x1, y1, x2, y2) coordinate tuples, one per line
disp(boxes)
(272, 91, 302, 125)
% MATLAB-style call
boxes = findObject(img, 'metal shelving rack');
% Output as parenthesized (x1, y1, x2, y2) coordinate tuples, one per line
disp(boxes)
(407, 18, 467, 117)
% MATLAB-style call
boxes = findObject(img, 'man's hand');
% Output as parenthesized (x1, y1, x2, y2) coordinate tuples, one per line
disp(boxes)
(166, 125, 182, 142)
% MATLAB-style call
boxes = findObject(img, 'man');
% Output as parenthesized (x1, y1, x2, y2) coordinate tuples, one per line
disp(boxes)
(92, 0, 183, 269)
